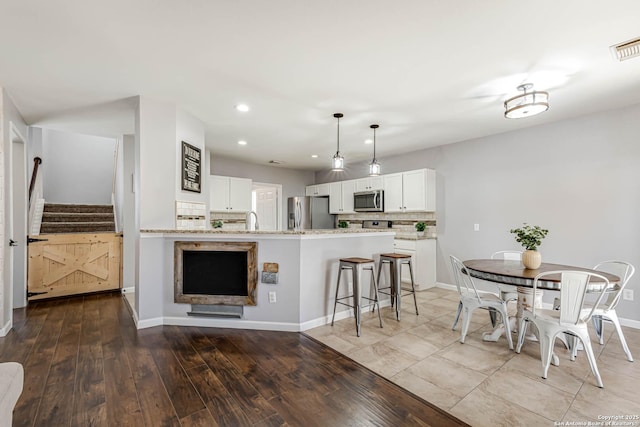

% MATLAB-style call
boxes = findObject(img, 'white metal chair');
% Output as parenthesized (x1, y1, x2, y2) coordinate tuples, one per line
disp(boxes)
(450, 256, 513, 349)
(589, 261, 635, 362)
(515, 270, 610, 388)
(489, 250, 523, 326)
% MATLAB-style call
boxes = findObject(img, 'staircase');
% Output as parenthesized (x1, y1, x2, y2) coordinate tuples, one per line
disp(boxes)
(39, 204, 115, 234)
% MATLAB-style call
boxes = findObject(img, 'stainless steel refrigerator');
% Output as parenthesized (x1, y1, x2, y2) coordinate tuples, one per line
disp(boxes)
(287, 196, 335, 230)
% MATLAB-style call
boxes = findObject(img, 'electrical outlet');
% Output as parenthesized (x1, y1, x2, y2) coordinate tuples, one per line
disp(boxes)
(268, 291, 277, 303)
(473, 223, 480, 232)
(623, 289, 634, 301)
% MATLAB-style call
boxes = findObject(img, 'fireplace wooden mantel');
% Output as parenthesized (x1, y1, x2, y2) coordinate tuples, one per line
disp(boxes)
(174, 241, 258, 306)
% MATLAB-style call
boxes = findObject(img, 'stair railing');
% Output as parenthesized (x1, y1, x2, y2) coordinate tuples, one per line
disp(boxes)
(28, 157, 42, 206)
(28, 157, 45, 235)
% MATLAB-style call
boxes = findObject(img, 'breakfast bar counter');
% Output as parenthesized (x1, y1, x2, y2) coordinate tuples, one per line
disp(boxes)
(133, 229, 395, 331)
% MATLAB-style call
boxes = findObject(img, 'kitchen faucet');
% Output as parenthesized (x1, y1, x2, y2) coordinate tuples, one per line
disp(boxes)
(246, 211, 260, 231)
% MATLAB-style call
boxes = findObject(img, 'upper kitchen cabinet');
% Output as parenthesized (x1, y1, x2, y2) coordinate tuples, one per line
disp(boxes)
(210, 175, 252, 212)
(329, 180, 356, 214)
(305, 183, 331, 197)
(355, 176, 384, 192)
(383, 169, 436, 212)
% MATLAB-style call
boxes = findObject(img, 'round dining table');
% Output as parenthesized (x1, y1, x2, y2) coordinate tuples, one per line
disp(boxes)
(460, 259, 620, 349)
(462, 259, 620, 290)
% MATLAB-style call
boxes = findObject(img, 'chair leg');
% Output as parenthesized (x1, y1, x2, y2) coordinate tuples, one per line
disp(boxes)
(460, 307, 472, 344)
(608, 311, 634, 362)
(331, 266, 343, 326)
(489, 308, 498, 328)
(407, 261, 419, 315)
(592, 315, 604, 345)
(374, 260, 384, 312)
(515, 318, 528, 353)
(371, 267, 384, 329)
(500, 304, 513, 350)
(452, 301, 462, 330)
(579, 330, 604, 388)
(539, 331, 555, 380)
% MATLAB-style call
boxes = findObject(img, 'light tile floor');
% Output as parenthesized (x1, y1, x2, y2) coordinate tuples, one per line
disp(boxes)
(305, 287, 640, 427)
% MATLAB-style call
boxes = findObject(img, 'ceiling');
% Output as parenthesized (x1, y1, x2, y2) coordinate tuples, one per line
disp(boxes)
(1, 1, 640, 170)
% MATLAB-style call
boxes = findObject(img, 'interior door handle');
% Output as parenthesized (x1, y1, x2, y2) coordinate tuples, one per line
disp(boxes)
(9, 239, 18, 246)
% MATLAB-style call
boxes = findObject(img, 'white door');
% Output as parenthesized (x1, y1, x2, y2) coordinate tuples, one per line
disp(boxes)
(229, 177, 252, 211)
(253, 184, 279, 231)
(329, 182, 342, 214)
(402, 169, 426, 211)
(383, 173, 403, 212)
(10, 125, 28, 308)
(210, 176, 230, 211)
(341, 180, 356, 214)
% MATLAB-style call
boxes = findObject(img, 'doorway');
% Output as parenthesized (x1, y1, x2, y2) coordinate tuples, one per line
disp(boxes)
(251, 183, 282, 231)
(9, 123, 28, 309)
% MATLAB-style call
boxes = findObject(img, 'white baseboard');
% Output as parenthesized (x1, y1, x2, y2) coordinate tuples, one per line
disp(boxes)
(133, 298, 394, 332)
(0, 320, 12, 337)
(619, 318, 640, 329)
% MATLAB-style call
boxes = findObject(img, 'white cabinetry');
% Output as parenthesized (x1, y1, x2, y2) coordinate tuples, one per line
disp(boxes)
(305, 183, 330, 196)
(329, 180, 356, 214)
(393, 238, 436, 290)
(210, 175, 252, 212)
(355, 176, 384, 192)
(383, 169, 436, 212)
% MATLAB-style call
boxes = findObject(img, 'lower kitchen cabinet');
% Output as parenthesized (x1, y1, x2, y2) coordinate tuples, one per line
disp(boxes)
(393, 238, 436, 290)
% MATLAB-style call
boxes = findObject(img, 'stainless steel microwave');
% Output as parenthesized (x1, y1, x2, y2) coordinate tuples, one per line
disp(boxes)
(354, 190, 384, 212)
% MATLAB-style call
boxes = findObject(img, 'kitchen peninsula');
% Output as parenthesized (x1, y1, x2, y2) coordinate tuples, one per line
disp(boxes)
(133, 229, 394, 331)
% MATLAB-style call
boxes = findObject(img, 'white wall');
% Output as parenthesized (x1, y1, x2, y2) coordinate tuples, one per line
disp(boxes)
(210, 156, 315, 229)
(134, 97, 208, 317)
(122, 135, 136, 290)
(316, 103, 640, 322)
(41, 128, 116, 204)
(0, 88, 29, 333)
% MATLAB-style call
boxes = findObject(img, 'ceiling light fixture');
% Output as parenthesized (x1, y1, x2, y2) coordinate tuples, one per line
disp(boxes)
(237, 140, 247, 145)
(331, 113, 345, 171)
(364, 139, 373, 144)
(311, 154, 318, 158)
(368, 124, 381, 176)
(504, 83, 549, 119)
(235, 104, 250, 112)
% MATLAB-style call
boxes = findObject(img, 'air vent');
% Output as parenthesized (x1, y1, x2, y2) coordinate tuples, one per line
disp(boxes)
(610, 37, 640, 62)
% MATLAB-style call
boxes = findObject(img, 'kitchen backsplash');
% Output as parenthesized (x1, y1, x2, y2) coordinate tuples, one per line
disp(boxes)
(337, 212, 437, 237)
(210, 212, 247, 230)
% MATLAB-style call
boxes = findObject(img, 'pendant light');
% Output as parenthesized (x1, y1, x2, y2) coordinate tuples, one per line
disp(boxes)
(504, 83, 549, 119)
(331, 113, 345, 171)
(368, 124, 381, 176)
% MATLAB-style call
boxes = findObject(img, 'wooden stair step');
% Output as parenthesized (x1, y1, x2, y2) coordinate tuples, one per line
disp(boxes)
(39, 222, 115, 233)
(44, 203, 113, 214)
(41, 212, 114, 222)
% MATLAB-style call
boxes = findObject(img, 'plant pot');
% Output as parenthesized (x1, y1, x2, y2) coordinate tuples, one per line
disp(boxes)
(522, 250, 541, 269)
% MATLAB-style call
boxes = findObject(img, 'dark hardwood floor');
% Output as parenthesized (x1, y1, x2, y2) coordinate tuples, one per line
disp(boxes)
(0, 293, 468, 427)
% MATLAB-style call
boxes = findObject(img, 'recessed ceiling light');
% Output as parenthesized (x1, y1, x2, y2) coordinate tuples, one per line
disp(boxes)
(364, 139, 373, 144)
(311, 154, 318, 158)
(237, 140, 248, 145)
(235, 104, 250, 112)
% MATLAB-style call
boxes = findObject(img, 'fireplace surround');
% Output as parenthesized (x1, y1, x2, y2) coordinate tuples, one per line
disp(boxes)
(174, 241, 258, 305)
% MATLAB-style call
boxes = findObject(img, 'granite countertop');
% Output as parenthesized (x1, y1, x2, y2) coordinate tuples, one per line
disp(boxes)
(140, 228, 395, 235)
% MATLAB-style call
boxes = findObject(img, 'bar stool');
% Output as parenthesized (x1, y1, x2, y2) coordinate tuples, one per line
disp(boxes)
(331, 257, 383, 337)
(377, 253, 419, 321)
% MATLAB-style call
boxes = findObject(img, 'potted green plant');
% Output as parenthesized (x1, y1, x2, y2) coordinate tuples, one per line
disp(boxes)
(337, 220, 349, 229)
(212, 220, 223, 229)
(415, 222, 426, 236)
(510, 223, 549, 269)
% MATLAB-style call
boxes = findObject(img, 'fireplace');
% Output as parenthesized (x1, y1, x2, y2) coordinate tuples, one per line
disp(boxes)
(174, 241, 257, 305)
